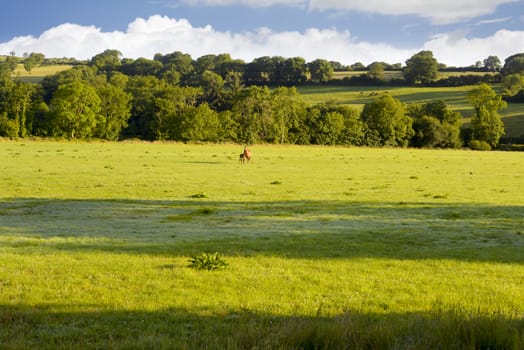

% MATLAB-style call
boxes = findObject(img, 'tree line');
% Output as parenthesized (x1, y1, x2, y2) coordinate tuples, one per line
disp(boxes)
(1, 50, 522, 149)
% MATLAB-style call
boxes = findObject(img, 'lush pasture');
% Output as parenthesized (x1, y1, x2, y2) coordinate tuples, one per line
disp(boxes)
(11, 64, 73, 83)
(0, 140, 523, 349)
(299, 85, 524, 138)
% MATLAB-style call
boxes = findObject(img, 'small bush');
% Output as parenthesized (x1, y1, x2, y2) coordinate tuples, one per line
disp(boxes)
(469, 140, 492, 151)
(189, 192, 207, 198)
(188, 252, 228, 271)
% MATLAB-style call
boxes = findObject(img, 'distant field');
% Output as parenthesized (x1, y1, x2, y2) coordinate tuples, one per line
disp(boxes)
(0, 141, 523, 349)
(11, 64, 72, 83)
(299, 85, 524, 138)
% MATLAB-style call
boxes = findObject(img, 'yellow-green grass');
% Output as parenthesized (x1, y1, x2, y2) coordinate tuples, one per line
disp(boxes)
(0, 140, 523, 348)
(299, 85, 524, 138)
(11, 64, 72, 83)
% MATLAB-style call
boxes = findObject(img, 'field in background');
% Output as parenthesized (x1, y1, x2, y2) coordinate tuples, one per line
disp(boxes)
(299, 85, 524, 138)
(0, 141, 523, 348)
(11, 64, 72, 83)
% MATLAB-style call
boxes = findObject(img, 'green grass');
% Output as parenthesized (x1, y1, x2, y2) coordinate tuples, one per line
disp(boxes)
(0, 141, 523, 348)
(11, 64, 73, 83)
(299, 84, 524, 138)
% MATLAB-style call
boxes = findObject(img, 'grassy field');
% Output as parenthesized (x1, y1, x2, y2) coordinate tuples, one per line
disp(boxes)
(299, 85, 524, 138)
(11, 64, 73, 83)
(0, 140, 523, 349)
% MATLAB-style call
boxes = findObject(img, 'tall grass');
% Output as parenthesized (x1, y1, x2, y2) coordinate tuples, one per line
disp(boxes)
(0, 140, 523, 348)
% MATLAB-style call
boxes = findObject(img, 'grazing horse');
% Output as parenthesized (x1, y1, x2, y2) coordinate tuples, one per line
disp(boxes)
(239, 146, 252, 164)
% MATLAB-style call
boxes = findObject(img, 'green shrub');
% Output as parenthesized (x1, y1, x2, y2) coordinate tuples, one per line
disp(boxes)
(469, 139, 492, 151)
(188, 252, 228, 271)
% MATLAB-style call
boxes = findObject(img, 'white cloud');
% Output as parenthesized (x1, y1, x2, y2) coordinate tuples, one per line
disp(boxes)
(475, 16, 512, 25)
(180, 0, 521, 24)
(0, 15, 522, 67)
(181, 0, 306, 7)
(425, 29, 524, 66)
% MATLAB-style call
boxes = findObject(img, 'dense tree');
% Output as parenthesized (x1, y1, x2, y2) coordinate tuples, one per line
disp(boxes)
(244, 56, 275, 85)
(361, 95, 414, 146)
(90, 49, 122, 73)
(48, 80, 102, 139)
(367, 62, 385, 81)
(156, 52, 192, 85)
(403, 50, 439, 84)
(231, 86, 273, 143)
(350, 62, 366, 71)
(483, 56, 501, 71)
(336, 105, 366, 146)
(308, 59, 334, 83)
(5, 49, 521, 149)
(94, 82, 132, 140)
(408, 101, 462, 148)
(179, 103, 221, 142)
(120, 57, 163, 76)
(501, 53, 524, 76)
(329, 61, 346, 71)
(502, 73, 524, 96)
(467, 83, 506, 148)
(41, 66, 98, 102)
(0, 78, 37, 137)
(270, 87, 307, 143)
(278, 57, 308, 85)
(198, 70, 224, 107)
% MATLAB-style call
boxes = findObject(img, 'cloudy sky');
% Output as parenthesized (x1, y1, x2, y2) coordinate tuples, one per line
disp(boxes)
(0, 0, 523, 67)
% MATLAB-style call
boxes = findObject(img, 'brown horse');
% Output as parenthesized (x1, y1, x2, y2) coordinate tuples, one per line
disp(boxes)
(239, 146, 252, 164)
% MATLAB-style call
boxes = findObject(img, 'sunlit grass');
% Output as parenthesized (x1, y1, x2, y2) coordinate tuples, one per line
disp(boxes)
(0, 140, 523, 348)
(11, 64, 73, 83)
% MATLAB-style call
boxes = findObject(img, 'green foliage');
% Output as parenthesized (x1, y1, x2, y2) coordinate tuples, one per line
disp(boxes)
(0, 80, 36, 137)
(23, 52, 45, 73)
(179, 103, 221, 142)
(469, 139, 492, 151)
(0, 112, 18, 137)
(361, 94, 414, 146)
(483, 55, 501, 71)
(367, 62, 385, 81)
(501, 53, 524, 76)
(502, 73, 524, 96)
(5, 49, 524, 148)
(188, 252, 228, 271)
(94, 82, 132, 140)
(467, 83, 506, 147)
(403, 50, 439, 84)
(49, 80, 102, 139)
(308, 59, 334, 83)
(408, 101, 462, 148)
(90, 49, 122, 73)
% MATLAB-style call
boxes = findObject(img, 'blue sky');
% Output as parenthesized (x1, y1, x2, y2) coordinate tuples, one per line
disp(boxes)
(1, 0, 523, 66)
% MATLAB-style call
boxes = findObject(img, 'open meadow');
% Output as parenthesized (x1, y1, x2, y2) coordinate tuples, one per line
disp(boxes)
(0, 140, 523, 349)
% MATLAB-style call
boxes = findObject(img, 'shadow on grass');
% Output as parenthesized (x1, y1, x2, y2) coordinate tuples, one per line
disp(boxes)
(0, 198, 523, 263)
(1, 303, 522, 349)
